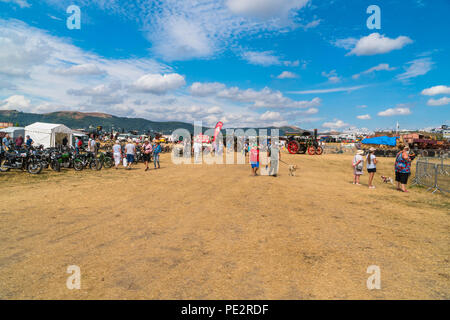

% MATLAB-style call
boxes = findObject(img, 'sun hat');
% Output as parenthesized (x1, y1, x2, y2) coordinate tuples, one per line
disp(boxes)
(127, 138, 132, 143)
(356, 150, 364, 155)
(145, 138, 149, 142)
(115, 140, 120, 144)
(369, 147, 376, 152)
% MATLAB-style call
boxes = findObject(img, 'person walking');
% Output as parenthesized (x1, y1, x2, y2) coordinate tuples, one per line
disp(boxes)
(249, 144, 259, 176)
(366, 147, 377, 189)
(112, 140, 122, 169)
(125, 138, 136, 170)
(142, 138, 153, 171)
(395, 146, 412, 193)
(193, 140, 202, 163)
(352, 150, 364, 185)
(153, 140, 162, 169)
(268, 141, 280, 177)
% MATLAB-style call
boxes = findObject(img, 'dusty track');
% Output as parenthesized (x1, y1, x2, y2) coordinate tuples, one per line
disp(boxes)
(0, 153, 448, 299)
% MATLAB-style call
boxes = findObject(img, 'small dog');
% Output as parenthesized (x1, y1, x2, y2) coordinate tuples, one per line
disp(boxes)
(381, 176, 394, 184)
(288, 165, 298, 176)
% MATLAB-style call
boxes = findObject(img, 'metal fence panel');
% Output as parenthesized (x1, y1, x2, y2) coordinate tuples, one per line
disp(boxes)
(438, 164, 449, 193)
(414, 160, 449, 194)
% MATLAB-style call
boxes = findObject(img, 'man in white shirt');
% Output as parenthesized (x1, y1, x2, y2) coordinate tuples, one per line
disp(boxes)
(125, 139, 136, 170)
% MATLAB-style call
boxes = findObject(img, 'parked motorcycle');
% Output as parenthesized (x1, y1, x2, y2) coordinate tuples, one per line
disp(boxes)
(0, 148, 43, 174)
(73, 152, 102, 171)
(98, 151, 113, 169)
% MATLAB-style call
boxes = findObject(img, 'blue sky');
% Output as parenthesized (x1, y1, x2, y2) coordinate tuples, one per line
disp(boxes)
(0, 0, 449, 131)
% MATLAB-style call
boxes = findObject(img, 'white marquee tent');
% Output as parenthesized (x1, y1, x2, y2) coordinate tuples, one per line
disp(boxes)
(0, 127, 25, 139)
(25, 122, 73, 148)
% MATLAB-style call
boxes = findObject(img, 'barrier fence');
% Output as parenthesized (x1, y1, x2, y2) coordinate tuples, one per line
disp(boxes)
(412, 159, 449, 194)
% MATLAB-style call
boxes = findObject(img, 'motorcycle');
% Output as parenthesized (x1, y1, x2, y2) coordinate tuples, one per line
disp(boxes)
(98, 151, 113, 169)
(73, 151, 102, 171)
(0, 148, 43, 174)
(35, 147, 61, 172)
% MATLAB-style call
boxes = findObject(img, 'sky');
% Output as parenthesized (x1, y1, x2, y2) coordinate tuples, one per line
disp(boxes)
(0, 0, 449, 131)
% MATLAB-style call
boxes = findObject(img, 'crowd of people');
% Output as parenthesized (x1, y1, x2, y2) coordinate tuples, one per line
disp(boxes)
(1, 134, 34, 152)
(352, 145, 414, 192)
(110, 138, 162, 171)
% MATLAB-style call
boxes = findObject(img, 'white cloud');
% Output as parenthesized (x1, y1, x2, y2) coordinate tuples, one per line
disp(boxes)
(217, 86, 321, 109)
(321, 70, 340, 83)
(226, 0, 309, 20)
(352, 63, 395, 79)
(427, 97, 450, 106)
(0, 26, 51, 77)
(378, 107, 411, 117)
(338, 33, 413, 56)
(129, 73, 186, 95)
(397, 57, 433, 80)
(277, 71, 298, 79)
(207, 106, 224, 114)
(421, 85, 450, 96)
(357, 114, 371, 120)
(356, 105, 368, 108)
(139, 0, 310, 61)
(260, 111, 283, 121)
(241, 51, 281, 66)
(241, 50, 301, 67)
(0, 0, 30, 8)
(322, 119, 349, 129)
(189, 82, 226, 96)
(333, 38, 357, 50)
(289, 85, 367, 94)
(0, 95, 31, 110)
(301, 19, 321, 30)
(51, 64, 107, 76)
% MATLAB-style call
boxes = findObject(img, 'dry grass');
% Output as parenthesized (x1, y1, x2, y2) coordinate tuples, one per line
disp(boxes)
(0, 152, 448, 299)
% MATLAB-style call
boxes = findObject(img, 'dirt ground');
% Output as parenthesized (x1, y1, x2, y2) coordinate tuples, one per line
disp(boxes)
(0, 152, 448, 299)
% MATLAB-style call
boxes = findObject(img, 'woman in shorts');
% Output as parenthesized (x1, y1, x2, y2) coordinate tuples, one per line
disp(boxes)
(366, 147, 378, 189)
(142, 139, 153, 171)
(395, 146, 412, 192)
(352, 150, 364, 185)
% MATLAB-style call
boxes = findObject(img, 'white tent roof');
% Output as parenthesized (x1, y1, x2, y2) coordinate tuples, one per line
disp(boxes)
(25, 122, 72, 133)
(0, 127, 25, 133)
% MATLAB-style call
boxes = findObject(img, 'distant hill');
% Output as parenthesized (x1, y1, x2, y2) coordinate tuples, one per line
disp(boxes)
(0, 110, 308, 135)
(0, 110, 195, 134)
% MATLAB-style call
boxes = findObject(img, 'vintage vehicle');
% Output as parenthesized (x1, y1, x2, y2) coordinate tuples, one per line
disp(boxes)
(286, 129, 323, 155)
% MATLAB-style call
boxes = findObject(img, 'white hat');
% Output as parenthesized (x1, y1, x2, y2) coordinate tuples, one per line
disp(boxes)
(356, 150, 364, 155)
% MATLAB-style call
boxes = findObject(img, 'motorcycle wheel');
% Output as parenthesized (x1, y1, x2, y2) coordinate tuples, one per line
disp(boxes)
(73, 160, 84, 171)
(89, 159, 102, 170)
(27, 161, 43, 174)
(0, 158, 10, 172)
(103, 157, 113, 169)
(51, 160, 61, 172)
